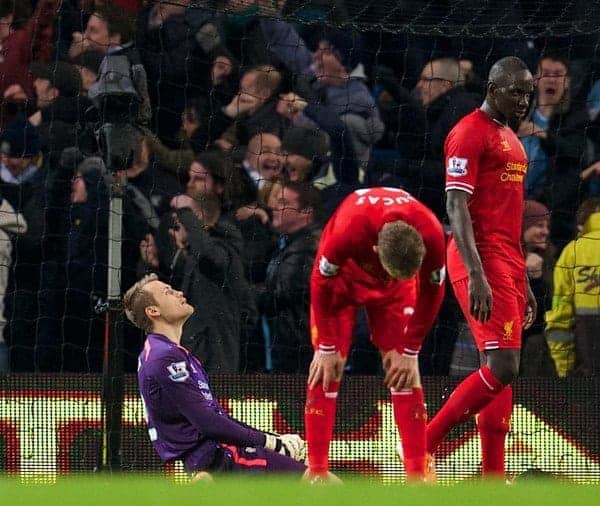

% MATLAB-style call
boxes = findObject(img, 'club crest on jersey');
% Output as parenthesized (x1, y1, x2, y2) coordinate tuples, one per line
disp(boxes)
(167, 361, 189, 382)
(503, 320, 514, 340)
(319, 256, 339, 277)
(447, 157, 468, 176)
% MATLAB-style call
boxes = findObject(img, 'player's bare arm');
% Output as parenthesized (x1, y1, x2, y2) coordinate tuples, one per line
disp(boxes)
(308, 350, 345, 391)
(524, 278, 537, 329)
(382, 350, 421, 390)
(446, 189, 493, 322)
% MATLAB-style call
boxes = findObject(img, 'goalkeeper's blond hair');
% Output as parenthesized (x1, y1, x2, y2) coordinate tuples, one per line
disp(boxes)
(123, 273, 159, 333)
(377, 221, 425, 279)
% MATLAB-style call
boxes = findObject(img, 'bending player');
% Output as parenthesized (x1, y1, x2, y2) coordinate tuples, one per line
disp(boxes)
(426, 56, 537, 477)
(123, 274, 307, 480)
(305, 187, 446, 481)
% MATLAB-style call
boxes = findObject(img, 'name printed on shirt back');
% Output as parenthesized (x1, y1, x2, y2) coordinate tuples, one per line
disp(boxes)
(354, 187, 415, 207)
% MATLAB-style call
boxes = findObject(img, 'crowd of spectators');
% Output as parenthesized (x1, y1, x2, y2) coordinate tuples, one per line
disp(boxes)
(0, 0, 598, 377)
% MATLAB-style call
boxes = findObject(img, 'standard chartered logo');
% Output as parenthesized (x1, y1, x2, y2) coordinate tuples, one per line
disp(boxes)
(501, 161, 528, 182)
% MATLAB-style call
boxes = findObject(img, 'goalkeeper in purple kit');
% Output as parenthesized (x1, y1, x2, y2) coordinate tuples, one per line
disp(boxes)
(123, 274, 306, 479)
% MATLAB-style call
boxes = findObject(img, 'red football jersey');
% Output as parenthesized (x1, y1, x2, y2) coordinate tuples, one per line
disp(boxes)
(313, 187, 446, 351)
(445, 109, 528, 280)
(316, 187, 442, 281)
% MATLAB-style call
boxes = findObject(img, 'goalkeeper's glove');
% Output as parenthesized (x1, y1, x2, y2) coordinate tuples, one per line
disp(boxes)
(264, 433, 306, 462)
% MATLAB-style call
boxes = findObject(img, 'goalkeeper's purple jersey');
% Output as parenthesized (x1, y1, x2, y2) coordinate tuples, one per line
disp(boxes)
(137, 333, 266, 471)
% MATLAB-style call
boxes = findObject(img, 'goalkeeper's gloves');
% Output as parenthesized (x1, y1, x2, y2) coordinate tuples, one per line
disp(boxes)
(264, 433, 306, 462)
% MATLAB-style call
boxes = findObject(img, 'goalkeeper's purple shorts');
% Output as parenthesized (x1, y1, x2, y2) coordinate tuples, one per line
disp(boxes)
(451, 275, 526, 352)
(206, 445, 306, 474)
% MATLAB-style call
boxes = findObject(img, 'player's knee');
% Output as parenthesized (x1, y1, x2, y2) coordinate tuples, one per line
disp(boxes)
(489, 363, 518, 385)
(487, 351, 520, 385)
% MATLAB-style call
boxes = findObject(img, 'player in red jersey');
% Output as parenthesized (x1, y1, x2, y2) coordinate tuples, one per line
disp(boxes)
(425, 56, 537, 477)
(304, 187, 446, 482)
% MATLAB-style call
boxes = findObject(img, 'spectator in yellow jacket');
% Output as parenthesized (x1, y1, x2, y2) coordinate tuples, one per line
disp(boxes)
(545, 198, 600, 376)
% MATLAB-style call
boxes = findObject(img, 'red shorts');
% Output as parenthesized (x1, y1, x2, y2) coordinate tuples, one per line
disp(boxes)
(451, 275, 526, 351)
(310, 260, 417, 357)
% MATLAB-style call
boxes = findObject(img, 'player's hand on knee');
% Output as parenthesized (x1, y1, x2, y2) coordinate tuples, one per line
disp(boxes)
(265, 433, 306, 461)
(308, 350, 344, 391)
(383, 350, 419, 390)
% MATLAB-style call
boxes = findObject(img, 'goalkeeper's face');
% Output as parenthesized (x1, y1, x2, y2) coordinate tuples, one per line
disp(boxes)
(146, 281, 194, 325)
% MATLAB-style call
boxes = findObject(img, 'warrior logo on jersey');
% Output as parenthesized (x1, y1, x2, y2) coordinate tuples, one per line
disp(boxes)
(447, 157, 468, 176)
(167, 361, 189, 382)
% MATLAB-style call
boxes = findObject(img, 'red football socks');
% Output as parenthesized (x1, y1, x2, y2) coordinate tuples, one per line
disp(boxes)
(477, 385, 512, 477)
(426, 366, 504, 454)
(392, 387, 427, 479)
(305, 381, 340, 475)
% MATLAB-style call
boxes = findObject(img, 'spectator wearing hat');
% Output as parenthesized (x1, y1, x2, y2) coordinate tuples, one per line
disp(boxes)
(0, 119, 49, 371)
(277, 92, 360, 217)
(0, 119, 42, 185)
(281, 126, 329, 184)
(520, 200, 556, 376)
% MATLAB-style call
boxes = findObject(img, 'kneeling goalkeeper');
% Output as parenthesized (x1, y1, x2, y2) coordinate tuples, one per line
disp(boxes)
(124, 274, 306, 478)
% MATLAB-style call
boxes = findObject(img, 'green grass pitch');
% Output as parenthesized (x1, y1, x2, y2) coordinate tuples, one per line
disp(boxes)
(1, 476, 597, 506)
